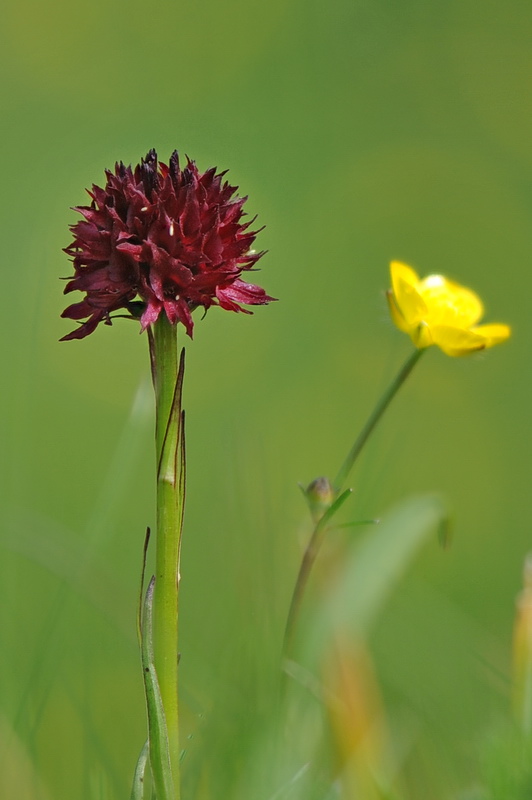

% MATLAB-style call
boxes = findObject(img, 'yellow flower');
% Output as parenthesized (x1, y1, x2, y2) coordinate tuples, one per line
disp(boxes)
(386, 261, 511, 356)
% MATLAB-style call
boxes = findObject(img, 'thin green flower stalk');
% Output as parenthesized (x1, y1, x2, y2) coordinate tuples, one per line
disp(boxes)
(283, 261, 511, 657)
(283, 348, 423, 657)
(333, 348, 423, 492)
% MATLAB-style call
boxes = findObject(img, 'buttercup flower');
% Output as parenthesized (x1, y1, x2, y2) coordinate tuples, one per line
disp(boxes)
(61, 149, 274, 340)
(386, 261, 511, 356)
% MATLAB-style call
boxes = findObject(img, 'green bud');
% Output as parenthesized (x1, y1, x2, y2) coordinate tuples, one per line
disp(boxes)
(305, 476, 336, 521)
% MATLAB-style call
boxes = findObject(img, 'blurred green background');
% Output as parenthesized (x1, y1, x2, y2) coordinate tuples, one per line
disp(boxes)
(1, 0, 531, 797)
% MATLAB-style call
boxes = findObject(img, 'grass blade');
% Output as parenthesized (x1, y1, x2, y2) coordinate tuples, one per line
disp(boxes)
(306, 493, 448, 658)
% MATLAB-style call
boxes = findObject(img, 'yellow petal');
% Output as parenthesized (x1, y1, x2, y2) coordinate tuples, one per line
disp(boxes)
(471, 323, 511, 346)
(390, 261, 420, 293)
(418, 275, 484, 328)
(389, 262, 427, 328)
(386, 290, 411, 334)
(430, 325, 489, 356)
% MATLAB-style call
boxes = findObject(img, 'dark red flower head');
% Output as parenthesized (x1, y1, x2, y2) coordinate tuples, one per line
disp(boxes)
(61, 149, 274, 340)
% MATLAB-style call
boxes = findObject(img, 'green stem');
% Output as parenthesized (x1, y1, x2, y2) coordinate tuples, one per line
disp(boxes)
(283, 347, 423, 657)
(333, 347, 424, 491)
(282, 499, 341, 658)
(149, 316, 185, 799)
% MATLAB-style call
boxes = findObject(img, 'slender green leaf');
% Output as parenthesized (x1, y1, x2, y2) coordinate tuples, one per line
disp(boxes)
(141, 577, 176, 800)
(334, 519, 379, 530)
(157, 346, 185, 484)
(130, 740, 149, 800)
(317, 488, 353, 530)
(137, 527, 152, 646)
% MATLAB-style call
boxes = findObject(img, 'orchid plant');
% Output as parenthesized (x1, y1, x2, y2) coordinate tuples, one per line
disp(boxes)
(61, 150, 274, 800)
